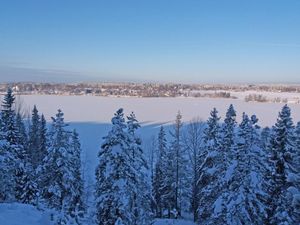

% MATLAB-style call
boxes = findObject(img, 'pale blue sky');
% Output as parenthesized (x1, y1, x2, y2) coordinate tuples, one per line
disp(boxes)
(0, 0, 300, 83)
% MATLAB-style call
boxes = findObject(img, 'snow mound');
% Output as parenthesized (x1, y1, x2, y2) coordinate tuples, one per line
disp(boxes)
(154, 219, 196, 225)
(0, 203, 53, 225)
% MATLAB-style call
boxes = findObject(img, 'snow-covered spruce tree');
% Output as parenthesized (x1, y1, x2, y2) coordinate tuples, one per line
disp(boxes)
(197, 108, 224, 224)
(0, 115, 12, 202)
(28, 105, 42, 169)
(126, 112, 152, 225)
(204, 104, 237, 223)
(15, 161, 38, 205)
(35, 114, 48, 204)
(183, 119, 204, 222)
(66, 129, 86, 222)
(1, 88, 17, 145)
(41, 109, 78, 224)
(15, 112, 38, 205)
(153, 126, 168, 218)
(221, 104, 237, 164)
(0, 88, 18, 202)
(225, 113, 265, 224)
(293, 122, 300, 222)
(265, 105, 299, 224)
(15, 112, 28, 151)
(261, 126, 271, 151)
(161, 144, 176, 218)
(0, 88, 35, 204)
(95, 108, 133, 225)
(168, 111, 188, 217)
(95, 109, 152, 225)
(38, 114, 48, 166)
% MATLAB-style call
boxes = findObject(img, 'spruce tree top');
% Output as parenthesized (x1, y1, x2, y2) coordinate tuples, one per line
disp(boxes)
(224, 104, 237, 125)
(127, 112, 140, 135)
(272, 104, 294, 152)
(2, 87, 15, 110)
(204, 108, 221, 141)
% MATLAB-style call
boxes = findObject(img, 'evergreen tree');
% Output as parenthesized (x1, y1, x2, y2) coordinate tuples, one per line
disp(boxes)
(162, 145, 177, 218)
(38, 114, 48, 167)
(265, 105, 298, 224)
(293, 122, 300, 222)
(28, 105, 41, 169)
(1, 88, 17, 145)
(0, 88, 18, 202)
(67, 129, 86, 222)
(126, 112, 152, 225)
(261, 126, 271, 151)
(225, 113, 265, 224)
(0, 126, 11, 202)
(153, 126, 168, 217)
(183, 119, 204, 222)
(35, 114, 48, 205)
(221, 104, 237, 162)
(95, 109, 152, 225)
(15, 113, 28, 151)
(14, 113, 38, 205)
(197, 108, 224, 224)
(169, 111, 188, 217)
(95, 108, 132, 225)
(15, 162, 38, 205)
(41, 109, 76, 224)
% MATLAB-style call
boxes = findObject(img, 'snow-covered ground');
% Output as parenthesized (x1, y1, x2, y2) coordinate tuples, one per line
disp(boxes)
(0, 203, 52, 225)
(0, 203, 195, 225)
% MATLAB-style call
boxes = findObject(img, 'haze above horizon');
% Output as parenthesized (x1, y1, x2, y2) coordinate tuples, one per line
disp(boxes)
(0, 1, 300, 83)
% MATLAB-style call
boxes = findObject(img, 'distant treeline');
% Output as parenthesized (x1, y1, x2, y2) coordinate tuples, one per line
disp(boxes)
(1, 82, 300, 98)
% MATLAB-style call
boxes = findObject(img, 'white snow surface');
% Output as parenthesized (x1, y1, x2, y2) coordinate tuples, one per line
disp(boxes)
(0, 203, 53, 225)
(16, 95, 300, 126)
(0, 203, 196, 225)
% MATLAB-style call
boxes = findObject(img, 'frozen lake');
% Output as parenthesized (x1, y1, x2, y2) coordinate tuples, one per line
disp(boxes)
(18, 95, 300, 126)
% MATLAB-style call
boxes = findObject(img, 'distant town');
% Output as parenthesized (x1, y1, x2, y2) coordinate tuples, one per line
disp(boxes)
(1, 82, 300, 104)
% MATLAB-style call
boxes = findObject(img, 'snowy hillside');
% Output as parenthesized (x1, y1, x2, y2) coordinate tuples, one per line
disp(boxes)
(0, 203, 52, 225)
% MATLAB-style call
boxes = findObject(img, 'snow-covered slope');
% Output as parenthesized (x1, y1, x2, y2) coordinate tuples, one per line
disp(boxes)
(0, 203, 52, 225)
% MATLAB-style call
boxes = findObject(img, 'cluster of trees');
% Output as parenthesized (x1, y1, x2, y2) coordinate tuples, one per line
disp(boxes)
(245, 94, 268, 102)
(0, 88, 85, 224)
(151, 104, 300, 224)
(245, 93, 290, 104)
(95, 109, 152, 225)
